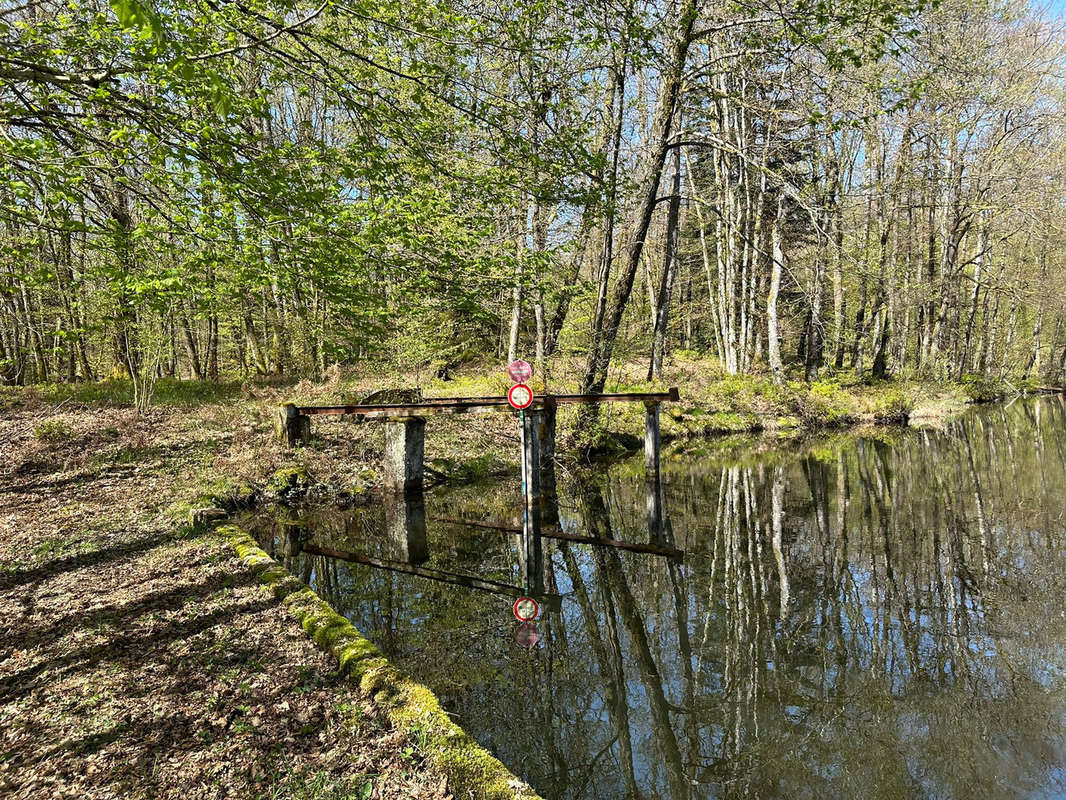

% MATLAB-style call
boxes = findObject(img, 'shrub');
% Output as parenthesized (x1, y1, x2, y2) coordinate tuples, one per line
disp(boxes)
(33, 418, 75, 442)
(869, 388, 913, 421)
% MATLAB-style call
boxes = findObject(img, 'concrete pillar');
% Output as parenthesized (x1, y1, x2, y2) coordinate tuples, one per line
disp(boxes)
(278, 522, 307, 558)
(537, 398, 557, 476)
(519, 526, 544, 595)
(384, 416, 425, 491)
(383, 489, 429, 565)
(644, 401, 661, 480)
(646, 476, 665, 545)
(644, 401, 665, 544)
(276, 403, 311, 446)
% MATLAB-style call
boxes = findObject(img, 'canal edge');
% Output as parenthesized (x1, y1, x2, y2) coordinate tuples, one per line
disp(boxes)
(210, 520, 545, 800)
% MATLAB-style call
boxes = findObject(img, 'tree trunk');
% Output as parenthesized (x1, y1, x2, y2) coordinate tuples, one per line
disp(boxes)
(180, 310, 205, 381)
(648, 127, 683, 380)
(580, 0, 698, 403)
(767, 195, 785, 385)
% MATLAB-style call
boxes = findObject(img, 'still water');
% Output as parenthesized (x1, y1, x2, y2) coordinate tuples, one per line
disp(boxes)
(250, 396, 1066, 799)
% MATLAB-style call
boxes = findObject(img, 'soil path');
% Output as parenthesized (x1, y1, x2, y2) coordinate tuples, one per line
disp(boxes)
(0, 404, 447, 800)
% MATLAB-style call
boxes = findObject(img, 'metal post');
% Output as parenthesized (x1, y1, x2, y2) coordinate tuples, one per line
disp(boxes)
(520, 409, 544, 594)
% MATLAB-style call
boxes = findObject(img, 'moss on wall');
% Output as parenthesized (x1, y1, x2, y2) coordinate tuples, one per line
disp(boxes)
(216, 524, 544, 800)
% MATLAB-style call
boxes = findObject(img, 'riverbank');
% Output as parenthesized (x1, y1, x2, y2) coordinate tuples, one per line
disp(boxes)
(3, 360, 1050, 503)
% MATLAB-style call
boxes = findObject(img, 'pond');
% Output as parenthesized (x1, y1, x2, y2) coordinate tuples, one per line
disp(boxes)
(248, 396, 1066, 799)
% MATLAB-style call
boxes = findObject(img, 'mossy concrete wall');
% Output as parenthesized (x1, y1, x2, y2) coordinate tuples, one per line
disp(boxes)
(216, 523, 544, 800)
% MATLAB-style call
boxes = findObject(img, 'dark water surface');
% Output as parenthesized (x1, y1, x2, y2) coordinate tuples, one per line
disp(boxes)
(249, 396, 1066, 799)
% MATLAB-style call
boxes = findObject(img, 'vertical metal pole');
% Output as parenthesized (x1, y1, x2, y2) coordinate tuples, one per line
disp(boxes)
(519, 409, 543, 594)
(519, 408, 527, 512)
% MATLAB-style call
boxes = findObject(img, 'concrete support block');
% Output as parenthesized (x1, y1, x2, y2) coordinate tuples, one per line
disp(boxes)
(537, 399, 559, 525)
(384, 416, 425, 491)
(644, 401, 666, 544)
(644, 401, 661, 480)
(276, 403, 311, 447)
(384, 489, 429, 565)
(520, 410, 544, 594)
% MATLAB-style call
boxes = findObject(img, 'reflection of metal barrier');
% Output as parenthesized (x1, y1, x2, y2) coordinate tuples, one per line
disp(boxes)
(276, 388, 680, 492)
(297, 541, 563, 612)
(431, 517, 684, 561)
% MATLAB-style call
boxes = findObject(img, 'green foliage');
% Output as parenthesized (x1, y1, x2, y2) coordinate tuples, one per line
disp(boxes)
(867, 388, 914, 421)
(800, 380, 857, 426)
(271, 769, 374, 800)
(959, 374, 1010, 403)
(33, 418, 75, 442)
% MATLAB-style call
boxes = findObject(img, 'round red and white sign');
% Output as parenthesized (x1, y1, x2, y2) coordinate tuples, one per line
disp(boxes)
(513, 596, 539, 621)
(507, 359, 533, 384)
(515, 622, 540, 648)
(507, 383, 533, 410)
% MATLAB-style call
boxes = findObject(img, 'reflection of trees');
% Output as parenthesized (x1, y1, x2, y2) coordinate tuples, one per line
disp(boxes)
(247, 398, 1066, 800)
(565, 398, 1066, 799)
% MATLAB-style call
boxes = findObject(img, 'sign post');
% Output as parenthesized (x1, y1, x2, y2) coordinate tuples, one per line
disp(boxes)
(507, 361, 542, 598)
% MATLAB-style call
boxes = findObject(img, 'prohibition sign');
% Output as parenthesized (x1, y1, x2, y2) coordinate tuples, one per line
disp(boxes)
(507, 359, 533, 384)
(513, 596, 539, 621)
(508, 383, 534, 410)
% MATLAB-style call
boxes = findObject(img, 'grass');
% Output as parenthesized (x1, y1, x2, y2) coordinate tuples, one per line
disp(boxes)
(33, 418, 75, 442)
(30, 533, 97, 561)
(2, 377, 249, 409)
(271, 770, 375, 800)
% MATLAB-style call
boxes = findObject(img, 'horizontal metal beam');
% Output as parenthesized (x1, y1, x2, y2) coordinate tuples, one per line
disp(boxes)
(300, 543, 563, 610)
(432, 516, 684, 561)
(296, 387, 679, 418)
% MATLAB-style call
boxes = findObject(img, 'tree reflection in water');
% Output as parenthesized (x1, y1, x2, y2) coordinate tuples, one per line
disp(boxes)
(250, 396, 1066, 800)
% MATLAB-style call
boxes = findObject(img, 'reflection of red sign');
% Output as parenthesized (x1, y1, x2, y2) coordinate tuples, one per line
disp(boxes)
(507, 383, 533, 410)
(515, 622, 540, 648)
(513, 596, 539, 621)
(507, 359, 532, 383)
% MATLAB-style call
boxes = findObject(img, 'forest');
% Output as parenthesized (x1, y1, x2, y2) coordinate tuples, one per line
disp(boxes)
(2, 0, 1065, 402)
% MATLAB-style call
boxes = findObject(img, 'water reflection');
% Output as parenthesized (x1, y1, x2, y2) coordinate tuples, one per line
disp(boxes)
(249, 396, 1066, 800)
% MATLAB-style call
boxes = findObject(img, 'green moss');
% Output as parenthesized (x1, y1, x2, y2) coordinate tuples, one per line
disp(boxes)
(214, 524, 543, 800)
(269, 466, 311, 495)
(228, 483, 259, 509)
(427, 454, 506, 483)
(958, 374, 1012, 403)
